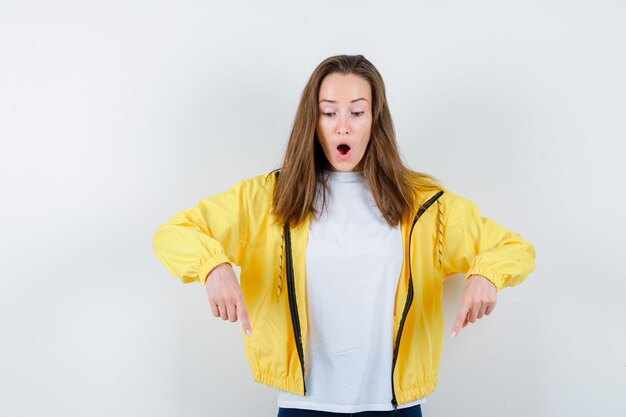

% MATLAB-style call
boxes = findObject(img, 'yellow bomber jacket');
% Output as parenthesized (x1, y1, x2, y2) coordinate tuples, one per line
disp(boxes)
(152, 170, 536, 408)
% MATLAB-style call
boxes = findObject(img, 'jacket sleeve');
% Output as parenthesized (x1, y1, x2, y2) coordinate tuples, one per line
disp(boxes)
(440, 190, 536, 292)
(152, 179, 249, 285)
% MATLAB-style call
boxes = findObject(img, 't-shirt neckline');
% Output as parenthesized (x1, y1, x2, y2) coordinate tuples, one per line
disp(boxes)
(323, 169, 364, 183)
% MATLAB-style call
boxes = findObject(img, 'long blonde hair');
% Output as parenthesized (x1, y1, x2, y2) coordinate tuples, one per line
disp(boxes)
(270, 54, 440, 228)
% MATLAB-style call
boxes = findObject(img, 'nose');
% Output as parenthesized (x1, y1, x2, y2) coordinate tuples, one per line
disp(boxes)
(336, 114, 350, 135)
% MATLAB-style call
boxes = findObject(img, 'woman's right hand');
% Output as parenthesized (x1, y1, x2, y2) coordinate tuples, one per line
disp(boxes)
(204, 262, 252, 336)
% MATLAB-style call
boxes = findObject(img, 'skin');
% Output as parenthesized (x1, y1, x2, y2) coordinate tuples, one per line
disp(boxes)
(451, 275, 497, 337)
(205, 72, 498, 339)
(204, 263, 251, 335)
(316, 72, 372, 172)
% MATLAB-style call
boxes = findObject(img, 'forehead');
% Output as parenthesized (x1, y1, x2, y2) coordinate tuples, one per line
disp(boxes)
(318, 73, 371, 102)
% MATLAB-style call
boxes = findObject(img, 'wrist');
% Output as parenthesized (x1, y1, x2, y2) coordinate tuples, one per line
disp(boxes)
(205, 262, 231, 284)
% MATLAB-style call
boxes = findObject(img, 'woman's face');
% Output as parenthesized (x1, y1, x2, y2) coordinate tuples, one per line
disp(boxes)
(316, 72, 373, 172)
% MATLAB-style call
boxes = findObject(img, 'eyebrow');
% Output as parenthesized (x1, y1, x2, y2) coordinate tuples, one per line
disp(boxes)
(318, 97, 369, 104)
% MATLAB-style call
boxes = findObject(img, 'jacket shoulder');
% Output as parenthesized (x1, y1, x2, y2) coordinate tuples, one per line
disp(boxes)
(409, 177, 478, 221)
(438, 186, 479, 209)
(227, 171, 277, 208)
(231, 171, 277, 190)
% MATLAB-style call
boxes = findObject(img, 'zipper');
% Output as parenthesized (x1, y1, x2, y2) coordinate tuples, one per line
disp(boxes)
(275, 170, 307, 393)
(391, 190, 444, 409)
(284, 223, 307, 395)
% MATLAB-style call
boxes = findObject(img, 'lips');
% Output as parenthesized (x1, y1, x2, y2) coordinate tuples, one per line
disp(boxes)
(336, 143, 351, 161)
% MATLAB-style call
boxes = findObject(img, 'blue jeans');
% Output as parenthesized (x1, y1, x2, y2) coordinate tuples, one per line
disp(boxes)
(277, 404, 422, 417)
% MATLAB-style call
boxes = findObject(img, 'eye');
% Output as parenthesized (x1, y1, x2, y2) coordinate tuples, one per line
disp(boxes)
(352, 111, 364, 117)
(321, 112, 336, 117)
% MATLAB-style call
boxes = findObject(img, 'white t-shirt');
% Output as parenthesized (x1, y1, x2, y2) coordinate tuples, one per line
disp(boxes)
(277, 170, 427, 413)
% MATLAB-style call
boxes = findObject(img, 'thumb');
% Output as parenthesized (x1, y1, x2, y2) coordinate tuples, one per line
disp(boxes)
(451, 302, 469, 338)
(237, 300, 252, 337)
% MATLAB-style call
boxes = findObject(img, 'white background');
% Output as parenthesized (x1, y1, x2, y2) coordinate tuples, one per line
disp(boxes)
(1, 1, 624, 416)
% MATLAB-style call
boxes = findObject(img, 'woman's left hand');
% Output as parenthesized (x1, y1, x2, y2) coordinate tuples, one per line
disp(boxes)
(451, 274, 497, 337)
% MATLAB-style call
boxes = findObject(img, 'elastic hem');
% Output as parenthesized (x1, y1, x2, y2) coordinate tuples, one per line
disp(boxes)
(253, 369, 435, 408)
(394, 379, 437, 405)
(252, 370, 304, 395)
(465, 265, 504, 292)
(198, 253, 232, 285)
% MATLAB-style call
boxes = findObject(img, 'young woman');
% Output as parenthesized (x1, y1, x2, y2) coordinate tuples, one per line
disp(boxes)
(152, 54, 536, 417)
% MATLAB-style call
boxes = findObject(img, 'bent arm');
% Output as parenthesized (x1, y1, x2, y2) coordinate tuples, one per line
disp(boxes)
(152, 180, 248, 285)
(440, 191, 536, 292)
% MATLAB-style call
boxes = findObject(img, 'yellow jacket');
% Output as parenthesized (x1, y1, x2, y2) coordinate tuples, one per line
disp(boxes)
(152, 171, 536, 408)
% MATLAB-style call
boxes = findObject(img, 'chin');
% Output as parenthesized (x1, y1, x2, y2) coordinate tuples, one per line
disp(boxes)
(330, 163, 360, 172)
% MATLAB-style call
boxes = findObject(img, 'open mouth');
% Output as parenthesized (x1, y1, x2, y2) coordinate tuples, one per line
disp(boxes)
(337, 144, 351, 156)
